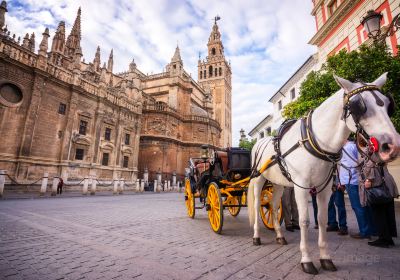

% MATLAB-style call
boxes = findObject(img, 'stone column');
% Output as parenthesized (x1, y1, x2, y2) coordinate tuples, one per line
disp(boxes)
(40, 172, 49, 196)
(0, 170, 6, 198)
(154, 180, 158, 192)
(90, 177, 97, 195)
(113, 178, 119, 195)
(136, 179, 140, 192)
(164, 180, 168, 192)
(156, 171, 161, 186)
(167, 180, 171, 191)
(119, 178, 124, 194)
(51, 177, 58, 196)
(144, 167, 148, 184)
(82, 178, 89, 195)
(141, 181, 144, 192)
(172, 172, 177, 189)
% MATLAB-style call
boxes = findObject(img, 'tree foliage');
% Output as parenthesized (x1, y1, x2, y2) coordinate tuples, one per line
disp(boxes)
(282, 44, 400, 131)
(239, 138, 257, 151)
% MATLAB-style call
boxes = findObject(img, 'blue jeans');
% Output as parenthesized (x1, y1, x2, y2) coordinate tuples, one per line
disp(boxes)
(346, 184, 375, 236)
(328, 190, 347, 230)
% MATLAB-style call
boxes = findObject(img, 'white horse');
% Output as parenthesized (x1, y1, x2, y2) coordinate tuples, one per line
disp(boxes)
(247, 73, 400, 274)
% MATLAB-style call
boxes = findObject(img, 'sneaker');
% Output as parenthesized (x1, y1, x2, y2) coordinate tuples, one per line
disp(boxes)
(338, 228, 348, 235)
(327, 225, 339, 232)
(350, 233, 370, 239)
(368, 239, 390, 248)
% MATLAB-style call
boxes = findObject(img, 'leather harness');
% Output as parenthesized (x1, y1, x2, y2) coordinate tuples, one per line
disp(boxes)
(257, 84, 382, 193)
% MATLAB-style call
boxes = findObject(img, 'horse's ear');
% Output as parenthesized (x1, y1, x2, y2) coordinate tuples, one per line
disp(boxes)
(333, 75, 354, 93)
(372, 72, 388, 89)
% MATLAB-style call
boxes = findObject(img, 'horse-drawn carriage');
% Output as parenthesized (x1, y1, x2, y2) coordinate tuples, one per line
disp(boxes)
(184, 146, 283, 233)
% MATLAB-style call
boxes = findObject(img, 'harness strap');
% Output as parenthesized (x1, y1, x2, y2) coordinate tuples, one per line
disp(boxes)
(300, 110, 342, 162)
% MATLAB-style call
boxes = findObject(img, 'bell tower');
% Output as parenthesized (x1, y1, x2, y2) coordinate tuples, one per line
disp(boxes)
(198, 16, 232, 147)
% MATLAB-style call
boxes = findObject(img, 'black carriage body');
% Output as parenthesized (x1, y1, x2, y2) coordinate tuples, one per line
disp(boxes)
(187, 147, 251, 195)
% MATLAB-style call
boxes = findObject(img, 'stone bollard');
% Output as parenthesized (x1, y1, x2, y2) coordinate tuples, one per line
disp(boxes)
(51, 177, 59, 196)
(82, 178, 89, 195)
(154, 180, 158, 192)
(119, 179, 124, 194)
(167, 180, 171, 192)
(164, 180, 168, 192)
(0, 170, 5, 198)
(113, 178, 119, 195)
(90, 177, 97, 195)
(141, 181, 144, 192)
(136, 179, 140, 192)
(40, 172, 49, 196)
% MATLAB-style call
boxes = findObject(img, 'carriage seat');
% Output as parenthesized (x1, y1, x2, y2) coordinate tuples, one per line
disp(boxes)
(216, 151, 228, 174)
(194, 160, 210, 175)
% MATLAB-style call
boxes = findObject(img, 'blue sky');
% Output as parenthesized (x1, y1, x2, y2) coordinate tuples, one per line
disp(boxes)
(5, 0, 317, 145)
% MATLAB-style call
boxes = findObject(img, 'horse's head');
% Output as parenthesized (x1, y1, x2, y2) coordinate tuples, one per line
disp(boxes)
(334, 73, 400, 162)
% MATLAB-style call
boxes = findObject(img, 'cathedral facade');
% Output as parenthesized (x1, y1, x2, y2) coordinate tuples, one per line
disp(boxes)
(0, 2, 232, 183)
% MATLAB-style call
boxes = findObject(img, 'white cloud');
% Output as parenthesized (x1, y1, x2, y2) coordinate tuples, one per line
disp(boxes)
(4, 0, 316, 145)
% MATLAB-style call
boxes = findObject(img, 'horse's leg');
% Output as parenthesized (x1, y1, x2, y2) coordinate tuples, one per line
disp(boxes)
(293, 186, 318, 275)
(317, 181, 337, 271)
(252, 176, 265, 245)
(272, 184, 287, 245)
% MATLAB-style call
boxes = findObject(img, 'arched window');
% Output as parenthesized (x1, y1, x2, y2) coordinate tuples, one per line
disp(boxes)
(212, 48, 216, 55)
(214, 68, 217, 76)
(209, 66, 213, 77)
(219, 67, 222, 76)
(200, 71, 203, 79)
(203, 70, 206, 79)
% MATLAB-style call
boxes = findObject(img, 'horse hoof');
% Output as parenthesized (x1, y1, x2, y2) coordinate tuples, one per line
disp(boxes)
(320, 259, 337, 271)
(276, 237, 288, 245)
(253, 238, 261, 246)
(301, 262, 318, 275)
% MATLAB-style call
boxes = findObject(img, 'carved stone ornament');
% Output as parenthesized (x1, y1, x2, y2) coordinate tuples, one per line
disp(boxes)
(72, 133, 92, 146)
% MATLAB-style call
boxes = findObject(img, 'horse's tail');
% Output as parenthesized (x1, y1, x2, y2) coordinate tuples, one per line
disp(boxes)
(248, 178, 255, 227)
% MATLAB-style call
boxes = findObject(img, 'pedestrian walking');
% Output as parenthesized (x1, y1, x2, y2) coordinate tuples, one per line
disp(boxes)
(340, 138, 375, 239)
(359, 150, 398, 247)
(282, 187, 299, 232)
(57, 178, 64, 195)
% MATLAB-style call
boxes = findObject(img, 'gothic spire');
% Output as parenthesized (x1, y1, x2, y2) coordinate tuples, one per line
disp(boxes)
(29, 32, 35, 52)
(51, 21, 66, 53)
(39, 28, 50, 55)
(93, 46, 101, 71)
(107, 49, 113, 72)
(65, 7, 81, 57)
(0, 1, 7, 29)
(171, 45, 182, 63)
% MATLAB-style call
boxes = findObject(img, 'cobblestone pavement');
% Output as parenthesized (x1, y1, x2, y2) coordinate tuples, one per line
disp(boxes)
(0, 193, 399, 280)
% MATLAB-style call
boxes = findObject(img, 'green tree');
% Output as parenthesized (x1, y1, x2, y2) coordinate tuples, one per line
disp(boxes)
(239, 138, 257, 151)
(282, 44, 400, 131)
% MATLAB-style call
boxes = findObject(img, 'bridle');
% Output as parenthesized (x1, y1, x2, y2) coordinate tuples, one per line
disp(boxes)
(342, 84, 395, 160)
(251, 83, 395, 194)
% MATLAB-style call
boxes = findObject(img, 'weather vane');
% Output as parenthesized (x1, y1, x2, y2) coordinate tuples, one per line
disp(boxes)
(214, 15, 221, 24)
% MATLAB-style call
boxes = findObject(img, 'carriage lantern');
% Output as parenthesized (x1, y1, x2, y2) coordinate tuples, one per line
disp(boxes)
(361, 8, 400, 43)
(200, 144, 209, 159)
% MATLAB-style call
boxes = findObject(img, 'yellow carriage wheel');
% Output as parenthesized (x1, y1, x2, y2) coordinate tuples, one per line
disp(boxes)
(207, 183, 223, 234)
(259, 185, 283, 230)
(184, 178, 195, 218)
(227, 196, 241, 217)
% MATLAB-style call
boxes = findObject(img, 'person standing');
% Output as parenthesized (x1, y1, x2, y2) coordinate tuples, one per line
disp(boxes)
(282, 187, 299, 232)
(359, 157, 398, 247)
(340, 139, 374, 239)
(57, 178, 64, 195)
(327, 179, 348, 235)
